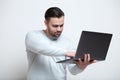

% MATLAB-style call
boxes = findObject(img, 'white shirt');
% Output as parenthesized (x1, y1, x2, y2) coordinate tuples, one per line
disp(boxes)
(25, 30, 83, 80)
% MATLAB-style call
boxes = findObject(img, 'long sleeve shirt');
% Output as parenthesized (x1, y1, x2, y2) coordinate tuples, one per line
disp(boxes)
(25, 30, 83, 80)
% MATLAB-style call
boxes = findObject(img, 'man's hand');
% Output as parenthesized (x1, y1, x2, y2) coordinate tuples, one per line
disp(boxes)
(76, 53, 97, 70)
(65, 52, 75, 58)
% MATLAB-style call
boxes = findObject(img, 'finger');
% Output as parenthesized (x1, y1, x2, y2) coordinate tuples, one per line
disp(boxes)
(84, 54, 87, 62)
(89, 60, 97, 64)
(92, 60, 97, 63)
(78, 58, 83, 63)
(87, 54, 90, 61)
(75, 58, 82, 64)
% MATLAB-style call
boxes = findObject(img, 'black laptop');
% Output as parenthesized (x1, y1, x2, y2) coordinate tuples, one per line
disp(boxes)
(57, 31, 113, 63)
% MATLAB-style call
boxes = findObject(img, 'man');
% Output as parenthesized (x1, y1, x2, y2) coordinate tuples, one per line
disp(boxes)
(25, 7, 96, 80)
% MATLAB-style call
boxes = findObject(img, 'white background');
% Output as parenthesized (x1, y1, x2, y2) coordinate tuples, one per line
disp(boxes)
(0, 0, 120, 80)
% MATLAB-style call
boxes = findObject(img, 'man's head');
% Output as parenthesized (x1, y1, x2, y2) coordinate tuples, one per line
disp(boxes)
(44, 7, 65, 40)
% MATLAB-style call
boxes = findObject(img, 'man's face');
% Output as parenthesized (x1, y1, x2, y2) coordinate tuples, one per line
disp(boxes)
(45, 16, 64, 40)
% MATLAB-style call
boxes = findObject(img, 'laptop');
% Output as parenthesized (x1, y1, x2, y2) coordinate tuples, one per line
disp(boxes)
(57, 30, 113, 63)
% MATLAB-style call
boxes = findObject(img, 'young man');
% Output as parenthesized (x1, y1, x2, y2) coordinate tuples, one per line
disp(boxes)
(25, 7, 96, 80)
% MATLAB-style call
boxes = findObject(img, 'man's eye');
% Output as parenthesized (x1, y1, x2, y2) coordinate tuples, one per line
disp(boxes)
(53, 25, 59, 27)
(52, 24, 64, 27)
(60, 24, 63, 27)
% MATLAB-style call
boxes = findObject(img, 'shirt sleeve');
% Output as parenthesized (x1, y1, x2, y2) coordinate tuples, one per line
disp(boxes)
(25, 31, 67, 56)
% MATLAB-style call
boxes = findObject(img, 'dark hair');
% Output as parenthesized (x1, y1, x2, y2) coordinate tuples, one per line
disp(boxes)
(45, 7, 65, 21)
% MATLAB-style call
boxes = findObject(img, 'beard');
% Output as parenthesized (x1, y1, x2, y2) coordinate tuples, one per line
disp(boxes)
(48, 29, 62, 40)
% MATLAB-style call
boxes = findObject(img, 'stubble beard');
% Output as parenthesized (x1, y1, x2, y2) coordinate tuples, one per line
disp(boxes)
(48, 30, 62, 40)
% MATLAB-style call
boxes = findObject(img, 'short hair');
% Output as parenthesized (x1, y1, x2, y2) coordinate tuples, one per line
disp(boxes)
(45, 7, 65, 21)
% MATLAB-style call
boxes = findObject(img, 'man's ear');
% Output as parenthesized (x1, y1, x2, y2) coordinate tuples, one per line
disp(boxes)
(44, 20, 48, 26)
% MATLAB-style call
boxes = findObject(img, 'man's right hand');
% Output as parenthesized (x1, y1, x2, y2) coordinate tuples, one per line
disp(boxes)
(65, 52, 76, 58)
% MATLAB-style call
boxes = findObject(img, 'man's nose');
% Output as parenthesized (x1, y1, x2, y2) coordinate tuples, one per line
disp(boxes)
(57, 26, 62, 31)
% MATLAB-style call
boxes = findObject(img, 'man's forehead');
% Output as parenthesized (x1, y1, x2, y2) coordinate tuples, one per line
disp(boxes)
(51, 23, 64, 25)
(49, 17, 64, 22)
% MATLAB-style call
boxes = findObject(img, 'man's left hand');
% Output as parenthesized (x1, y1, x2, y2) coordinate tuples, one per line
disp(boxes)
(76, 54, 97, 70)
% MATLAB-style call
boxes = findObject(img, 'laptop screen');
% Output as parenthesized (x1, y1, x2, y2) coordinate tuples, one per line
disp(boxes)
(75, 31, 112, 60)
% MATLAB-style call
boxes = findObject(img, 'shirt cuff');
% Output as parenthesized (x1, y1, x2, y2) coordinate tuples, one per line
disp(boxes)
(68, 64, 84, 75)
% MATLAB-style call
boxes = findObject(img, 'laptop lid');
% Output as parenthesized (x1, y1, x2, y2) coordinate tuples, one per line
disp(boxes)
(75, 31, 113, 61)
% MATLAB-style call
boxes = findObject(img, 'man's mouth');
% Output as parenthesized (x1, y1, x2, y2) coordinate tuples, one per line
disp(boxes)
(55, 32, 61, 36)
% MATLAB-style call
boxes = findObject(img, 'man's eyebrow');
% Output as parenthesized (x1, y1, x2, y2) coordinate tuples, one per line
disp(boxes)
(52, 23, 64, 26)
(60, 24, 64, 26)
